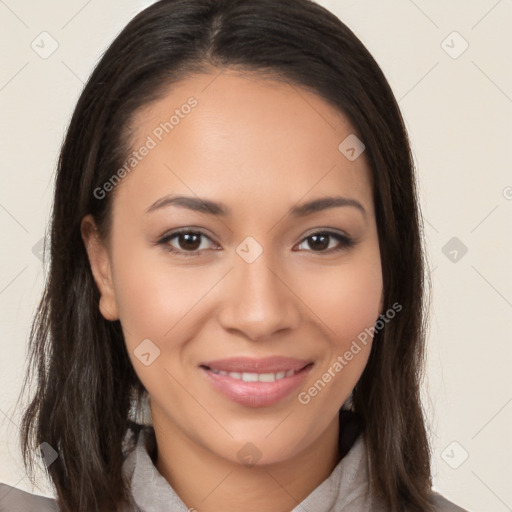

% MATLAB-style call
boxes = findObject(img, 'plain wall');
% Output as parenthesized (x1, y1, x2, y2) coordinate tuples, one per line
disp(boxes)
(0, 1, 511, 510)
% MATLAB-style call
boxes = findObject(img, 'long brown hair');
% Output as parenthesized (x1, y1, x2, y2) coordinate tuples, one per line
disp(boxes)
(16, 0, 433, 510)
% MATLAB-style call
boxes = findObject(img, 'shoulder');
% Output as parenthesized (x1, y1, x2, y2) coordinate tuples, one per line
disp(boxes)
(0, 483, 59, 511)
(0, 422, 146, 512)
(431, 490, 469, 511)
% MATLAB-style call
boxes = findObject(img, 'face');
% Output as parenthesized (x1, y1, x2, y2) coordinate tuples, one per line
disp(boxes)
(82, 69, 383, 467)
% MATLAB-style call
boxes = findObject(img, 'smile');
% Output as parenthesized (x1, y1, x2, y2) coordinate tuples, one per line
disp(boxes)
(199, 357, 314, 408)
(208, 368, 299, 382)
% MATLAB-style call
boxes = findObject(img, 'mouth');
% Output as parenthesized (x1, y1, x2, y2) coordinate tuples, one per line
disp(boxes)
(199, 357, 314, 408)
(205, 367, 304, 382)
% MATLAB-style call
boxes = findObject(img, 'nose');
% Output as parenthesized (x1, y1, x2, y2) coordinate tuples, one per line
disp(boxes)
(217, 251, 301, 342)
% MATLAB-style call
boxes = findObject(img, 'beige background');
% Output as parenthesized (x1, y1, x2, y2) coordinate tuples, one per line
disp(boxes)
(0, 1, 511, 510)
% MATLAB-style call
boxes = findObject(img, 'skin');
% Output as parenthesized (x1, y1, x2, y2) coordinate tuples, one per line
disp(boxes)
(82, 68, 384, 512)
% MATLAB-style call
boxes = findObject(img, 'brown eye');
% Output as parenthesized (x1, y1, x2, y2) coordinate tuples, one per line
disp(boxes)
(296, 231, 355, 253)
(158, 229, 217, 257)
(174, 232, 202, 251)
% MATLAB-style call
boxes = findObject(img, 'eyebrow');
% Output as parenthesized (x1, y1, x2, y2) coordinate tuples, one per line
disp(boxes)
(145, 194, 367, 219)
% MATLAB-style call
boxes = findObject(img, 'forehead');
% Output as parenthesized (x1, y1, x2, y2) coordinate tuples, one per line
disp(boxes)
(119, 69, 374, 218)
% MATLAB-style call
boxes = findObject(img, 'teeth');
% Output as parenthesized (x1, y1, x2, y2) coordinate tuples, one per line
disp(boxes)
(209, 368, 299, 381)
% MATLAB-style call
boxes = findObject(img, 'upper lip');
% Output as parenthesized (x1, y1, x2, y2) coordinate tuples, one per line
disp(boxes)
(200, 356, 313, 373)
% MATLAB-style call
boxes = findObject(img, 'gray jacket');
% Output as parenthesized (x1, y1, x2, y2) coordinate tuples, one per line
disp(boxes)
(0, 425, 468, 511)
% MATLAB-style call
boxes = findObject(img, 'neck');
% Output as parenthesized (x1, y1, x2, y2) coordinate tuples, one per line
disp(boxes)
(153, 415, 341, 512)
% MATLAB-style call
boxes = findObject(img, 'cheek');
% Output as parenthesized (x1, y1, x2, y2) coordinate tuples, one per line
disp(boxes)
(295, 262, 381, 416)
(293, 250, 382, 404)
(110, 252, 202, 394)
(111, 245, 207, 340)
(297, 257, 383, 345)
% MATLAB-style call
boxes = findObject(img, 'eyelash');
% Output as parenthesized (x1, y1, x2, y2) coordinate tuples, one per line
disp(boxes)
(156, 228, 357, 258)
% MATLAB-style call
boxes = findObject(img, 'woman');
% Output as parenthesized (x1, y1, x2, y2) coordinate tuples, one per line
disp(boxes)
(1, 0, 468, 510)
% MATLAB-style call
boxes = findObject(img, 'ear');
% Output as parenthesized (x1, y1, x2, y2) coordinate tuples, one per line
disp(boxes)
(80, 214, 119, 321)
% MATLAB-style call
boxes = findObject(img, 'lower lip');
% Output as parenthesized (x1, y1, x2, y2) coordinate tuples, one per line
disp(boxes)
(201, 365, 313, 408)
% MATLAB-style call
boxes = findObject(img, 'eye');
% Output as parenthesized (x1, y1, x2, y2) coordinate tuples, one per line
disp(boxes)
(156, 228, 356, 258)
(157, 229, 218, 257)
(295, 230, 356, 253)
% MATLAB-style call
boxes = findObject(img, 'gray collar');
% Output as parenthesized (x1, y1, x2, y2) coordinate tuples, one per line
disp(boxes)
(121, 426, 375, 512)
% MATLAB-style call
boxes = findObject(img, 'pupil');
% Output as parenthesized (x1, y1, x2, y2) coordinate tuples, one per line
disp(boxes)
(180, 233, 201, 250)
(310, 234, 328, 251)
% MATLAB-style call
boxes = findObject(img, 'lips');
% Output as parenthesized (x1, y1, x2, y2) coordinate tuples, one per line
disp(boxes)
(199, 356, 313, 408)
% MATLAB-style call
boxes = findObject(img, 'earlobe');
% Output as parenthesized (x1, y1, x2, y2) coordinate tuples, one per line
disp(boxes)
(80, 214, 119, 321)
